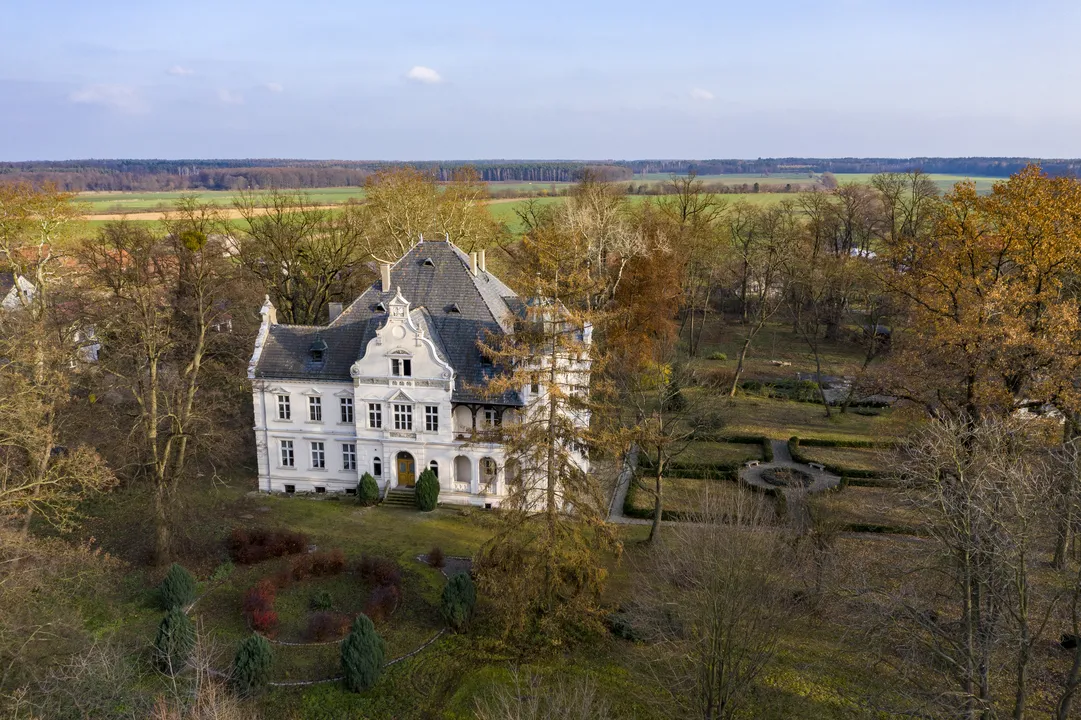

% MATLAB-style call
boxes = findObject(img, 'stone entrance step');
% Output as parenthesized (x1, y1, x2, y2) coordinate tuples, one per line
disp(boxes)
(382, 487, 416, 508)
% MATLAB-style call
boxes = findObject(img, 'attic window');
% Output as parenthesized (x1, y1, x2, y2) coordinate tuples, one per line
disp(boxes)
(374, 302, 386, 313)
(422, 257, 435, 267)
(309, 338, 328, 364)
(447, 303, 461, 314)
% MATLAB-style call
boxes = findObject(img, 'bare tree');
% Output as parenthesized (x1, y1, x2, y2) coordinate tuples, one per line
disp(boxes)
(889, 419, 1053, 720)
(630, 486, 791, 720)
(473, 669, 613, 720)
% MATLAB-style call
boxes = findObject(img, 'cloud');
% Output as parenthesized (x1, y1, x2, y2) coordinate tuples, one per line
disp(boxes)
(263, 82, 284, 93)
(690, 88, 715, 101)
(217, 89, 244, 105)
(406, 66, 443, 84)
(69, 84, 148, 114)
(167, 65, 194, 76)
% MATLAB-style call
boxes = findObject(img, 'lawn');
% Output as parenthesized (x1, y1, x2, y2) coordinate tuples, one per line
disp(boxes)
(628, 475, 747, 517)
(809, 486, 922, 532)
(704, 394, 911, 444)
(798, 445, 896, 473)
(681, 440, 763, 465)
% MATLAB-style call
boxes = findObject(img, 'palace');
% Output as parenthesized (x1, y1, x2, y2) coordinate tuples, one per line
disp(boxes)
(247, 238, 571, 506)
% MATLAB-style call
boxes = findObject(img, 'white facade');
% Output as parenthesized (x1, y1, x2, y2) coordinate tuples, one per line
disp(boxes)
(250, 288, 511, 506)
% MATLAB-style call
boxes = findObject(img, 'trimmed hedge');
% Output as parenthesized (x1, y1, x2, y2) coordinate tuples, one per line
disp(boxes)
(788, 436, 890, 479)
(637, 456, 741, 481)
(797, 437, 896, 449)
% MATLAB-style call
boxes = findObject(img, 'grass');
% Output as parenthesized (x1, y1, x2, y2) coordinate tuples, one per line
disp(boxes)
(628, 476, 747, 517)
(809, 486, 922, 532)
(694, 320, 873, 380)
(681, 441, 764, 465)
(798, 445, 895, 473)
(708, 394, 911, 444)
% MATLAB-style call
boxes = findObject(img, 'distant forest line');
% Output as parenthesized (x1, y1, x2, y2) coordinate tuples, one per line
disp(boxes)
(3, 157, 1080, 192)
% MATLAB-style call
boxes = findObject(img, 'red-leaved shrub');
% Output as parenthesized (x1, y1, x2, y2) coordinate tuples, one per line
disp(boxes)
(228, 528, 308, 564)
(249, 609, 279, 634)
(243, 579, 276, 614)
(427, 546, 445, 569)
(364, 584, 402, 623)
(357, 555, 402, 589)
(305, 611, 350, 641)
(289, 548, 346, 581)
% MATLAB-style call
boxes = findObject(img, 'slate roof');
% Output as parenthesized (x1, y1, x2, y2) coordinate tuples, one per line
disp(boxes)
(252, 240, 523, 405)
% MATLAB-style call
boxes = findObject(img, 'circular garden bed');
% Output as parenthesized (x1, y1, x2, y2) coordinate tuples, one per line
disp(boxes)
(760, 466, 814, 488)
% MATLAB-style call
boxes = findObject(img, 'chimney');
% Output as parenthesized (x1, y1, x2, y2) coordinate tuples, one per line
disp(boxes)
(327, 302, 343, 322)
(470, 251, 478, 276)
(478, 249, 486, 273)
(380, 263, 392, 292)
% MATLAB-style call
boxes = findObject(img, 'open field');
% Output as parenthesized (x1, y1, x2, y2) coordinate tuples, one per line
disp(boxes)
(798, 445, 895, 473)
(809, 485, 922, 532)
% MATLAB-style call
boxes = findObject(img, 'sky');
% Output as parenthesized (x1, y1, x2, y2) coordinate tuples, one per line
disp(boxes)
(2, 0, 1081, 161)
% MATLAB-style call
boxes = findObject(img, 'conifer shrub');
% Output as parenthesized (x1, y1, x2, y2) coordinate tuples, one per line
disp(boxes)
(154, 607, 195, 674)
(310, 589, 333, 611)
(415, 468, 440, 511)
(230, 634, 272, 697)
(441, 572, 477, 631)
(340, 614, 385, 693)
(357, 472, 380, 506)
(158, 563, 197, 610)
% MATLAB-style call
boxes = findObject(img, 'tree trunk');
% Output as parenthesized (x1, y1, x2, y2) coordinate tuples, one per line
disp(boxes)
(648, 462, 663, 544)
(154, 482, 171, 566)
(729, 336, 753, 398)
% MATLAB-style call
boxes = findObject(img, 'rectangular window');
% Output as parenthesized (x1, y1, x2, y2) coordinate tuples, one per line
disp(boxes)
(425, 405, 439, 432)
(530, 382, 540, 395)
(373, 457, 382, 476)
(280, 440, 294, 467)
(368, 403, 382, 429)
(484, 408, 496, 426)
(342, 443, 356, 471)
(391, 358, 412, 377)
(308, 396, 322, 422)
(340, 397, 354, 423)
(311, 441, 325, 469)
(393, 404, 413, 431)
(277, 394, 291, 420)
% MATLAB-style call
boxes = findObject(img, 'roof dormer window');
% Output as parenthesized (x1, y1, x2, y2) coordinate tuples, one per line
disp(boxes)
(422, 257, 435, 267)
(309, 337, 328, 364)
(447, 303, 461, 314)
(374, 302, 386, 313)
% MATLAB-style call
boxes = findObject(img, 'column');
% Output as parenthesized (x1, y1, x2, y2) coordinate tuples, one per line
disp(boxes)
(470, 455, 480, 495)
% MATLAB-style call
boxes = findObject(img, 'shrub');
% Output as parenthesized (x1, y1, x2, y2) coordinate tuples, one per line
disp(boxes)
(154, 607, 195, 674)
(415, 468, 439, 511)
(357, 555, 402, 589)
(290, 548, 346, 581)
(243, 579, 276, 614)
(427, 546, 445, 569)
(364, 584, 401, 622)
(228, 527, 308, 564)
(441, 572, 477, 631)
(158, 563, 197, 610)
(708, 351, 727, 361)
(231, 634, 273, 697)
(357, 472, 380, 506)
(306, 611, 350, 641)
(249, 609, 279, 635)
(310, 590, 333, 611)
(341, 614, 385, 693)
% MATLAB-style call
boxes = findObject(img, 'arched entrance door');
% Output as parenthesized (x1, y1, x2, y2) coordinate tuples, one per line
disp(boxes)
(396, 451, 416, 488)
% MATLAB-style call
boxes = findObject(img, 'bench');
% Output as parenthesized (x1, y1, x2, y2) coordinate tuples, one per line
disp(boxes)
(809, 462, 825, 472)
(745, 460, 760, 468)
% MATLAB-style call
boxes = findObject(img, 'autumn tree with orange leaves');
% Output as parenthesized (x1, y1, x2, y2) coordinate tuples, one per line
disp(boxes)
(880, 165, 1081, 425)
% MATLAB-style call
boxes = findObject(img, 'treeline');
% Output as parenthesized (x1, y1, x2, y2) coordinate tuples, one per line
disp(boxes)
(0, 160, 631, 192)
(620, 156, 1081, 177)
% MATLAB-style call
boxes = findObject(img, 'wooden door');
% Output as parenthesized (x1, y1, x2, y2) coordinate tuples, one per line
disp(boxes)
(397, 455, 415, 487)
